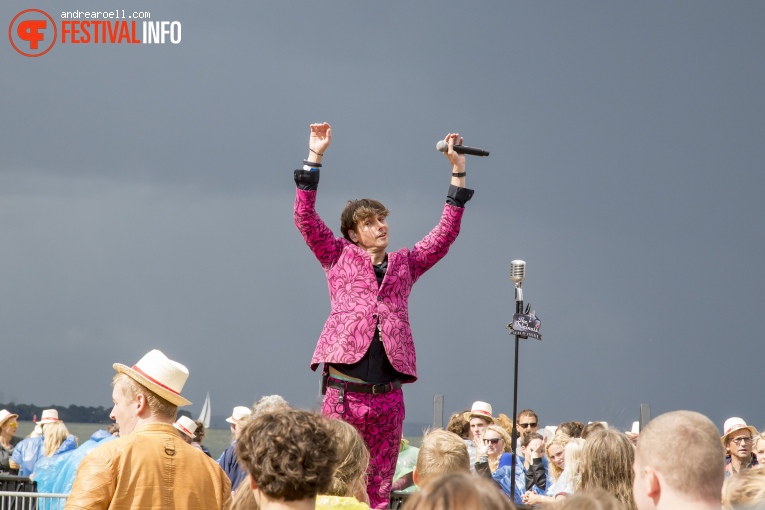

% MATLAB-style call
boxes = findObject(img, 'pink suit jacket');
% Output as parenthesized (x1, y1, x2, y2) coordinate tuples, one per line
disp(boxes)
(294, 188, 465, 383)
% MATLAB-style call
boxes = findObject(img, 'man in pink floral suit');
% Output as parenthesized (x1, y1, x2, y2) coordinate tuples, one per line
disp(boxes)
(293, 122, 474, 508)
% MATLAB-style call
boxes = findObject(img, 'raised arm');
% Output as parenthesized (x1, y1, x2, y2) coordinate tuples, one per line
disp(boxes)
(407, 132, 474, 281)
(294, 122, 343, 270)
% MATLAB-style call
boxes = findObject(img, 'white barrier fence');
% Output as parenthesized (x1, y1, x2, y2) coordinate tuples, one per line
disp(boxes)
(0, 491, 68, 510)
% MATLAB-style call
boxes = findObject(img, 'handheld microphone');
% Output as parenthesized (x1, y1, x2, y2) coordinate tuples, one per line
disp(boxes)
(436, 140, 490, 157)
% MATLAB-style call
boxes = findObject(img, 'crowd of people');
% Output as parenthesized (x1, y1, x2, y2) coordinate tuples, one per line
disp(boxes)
(2, 379, 764, 510)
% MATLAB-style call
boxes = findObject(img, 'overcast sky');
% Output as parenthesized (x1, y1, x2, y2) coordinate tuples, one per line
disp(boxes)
(2, 1, 763, 433)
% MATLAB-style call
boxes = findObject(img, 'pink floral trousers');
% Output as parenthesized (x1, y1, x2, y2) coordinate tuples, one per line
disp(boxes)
(322, 384, 405, 509)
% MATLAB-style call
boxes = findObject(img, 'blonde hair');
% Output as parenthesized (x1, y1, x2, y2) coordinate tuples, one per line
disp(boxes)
(578, 429, 636, 510)
(42, 421, 70, 457)
(565, 438, 585, 479)
(635, 410, 725, 502)
(546, 434, 571, 480)
(231, 479, 258, 510)
(415, 429, 470, 487)
(325, 418, 369, 499)
(484, 424, 513, 473)
(722, 468, 765, 510)
(113, 373, 178, 420)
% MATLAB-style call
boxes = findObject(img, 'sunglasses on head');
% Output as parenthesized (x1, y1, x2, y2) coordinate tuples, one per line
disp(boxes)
(519, 422, 537, 428)
(484, 437, 503, 445)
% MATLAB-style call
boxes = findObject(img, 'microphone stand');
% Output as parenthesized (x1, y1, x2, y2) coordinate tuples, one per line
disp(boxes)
(509, 281, 523, 503)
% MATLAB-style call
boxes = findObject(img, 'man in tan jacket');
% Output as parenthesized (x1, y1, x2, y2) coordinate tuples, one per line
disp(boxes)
(65, 349, 231, 510)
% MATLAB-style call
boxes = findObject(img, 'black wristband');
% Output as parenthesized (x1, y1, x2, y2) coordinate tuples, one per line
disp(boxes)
(310, 148, 324, 157)
(452, 172, 466, 178)
(303, 160, 322, 168)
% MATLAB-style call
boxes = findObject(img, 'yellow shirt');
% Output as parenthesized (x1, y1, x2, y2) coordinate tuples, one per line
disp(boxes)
(315, 495, 370, 510)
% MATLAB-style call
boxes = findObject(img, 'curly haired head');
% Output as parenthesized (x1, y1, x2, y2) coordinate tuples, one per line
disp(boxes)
(545, 433, 571, 480)
(495, 414, 514, 433)
(446, 411, 470, 439)
(236, 408, 340, 502)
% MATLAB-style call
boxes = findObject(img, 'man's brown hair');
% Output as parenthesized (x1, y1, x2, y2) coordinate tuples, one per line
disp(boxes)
(340, 199, 389, 242)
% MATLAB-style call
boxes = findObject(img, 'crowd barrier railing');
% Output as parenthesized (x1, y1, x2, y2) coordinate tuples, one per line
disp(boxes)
(0, 491, 68, 510)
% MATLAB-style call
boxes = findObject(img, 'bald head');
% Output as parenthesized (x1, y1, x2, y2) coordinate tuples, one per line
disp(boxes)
(635, 410, 725, 502)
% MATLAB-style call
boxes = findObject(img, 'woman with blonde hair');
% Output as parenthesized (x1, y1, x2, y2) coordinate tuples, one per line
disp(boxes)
(722, 467, 765, 510)
(315, 418, 371, 509)
(576, 429, 636, 510)
(475, 424, 527, 504)
(545, 434, 570, 484)
(753, 431, 765, 466)
(11, 409, 76, 477)
(42, 421, 75, 458)
(522, 434, 574, 506)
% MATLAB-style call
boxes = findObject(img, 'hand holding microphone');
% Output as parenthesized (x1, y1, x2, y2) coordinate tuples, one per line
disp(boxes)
(441, 133, 467, 185)
(436, 140, 490, 157)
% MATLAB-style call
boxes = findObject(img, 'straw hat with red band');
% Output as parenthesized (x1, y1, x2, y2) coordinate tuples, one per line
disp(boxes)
(721, 417, 758, 445)
(38, 409, 62, 425)
(173, 416, 198, 439)
(463, 401, 495, 423)
(0, 409, 18, 427)
(113, 349, 192, 407)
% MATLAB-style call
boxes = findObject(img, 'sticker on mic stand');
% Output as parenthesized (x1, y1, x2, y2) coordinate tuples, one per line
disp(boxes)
(508, 313, 542, 340)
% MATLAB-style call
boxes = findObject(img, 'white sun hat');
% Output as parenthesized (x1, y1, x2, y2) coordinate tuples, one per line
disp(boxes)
(226, 406, 252, 425)
(173, 415, 198, 439)
(38, 409, 62, 425)
(463, 401, 495, 423)
(113, 349, 192, 407)
(721, 417, 758, 444)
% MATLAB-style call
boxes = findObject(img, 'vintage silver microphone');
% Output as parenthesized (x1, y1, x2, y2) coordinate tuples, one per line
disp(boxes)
(510, 259, 526, 303)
